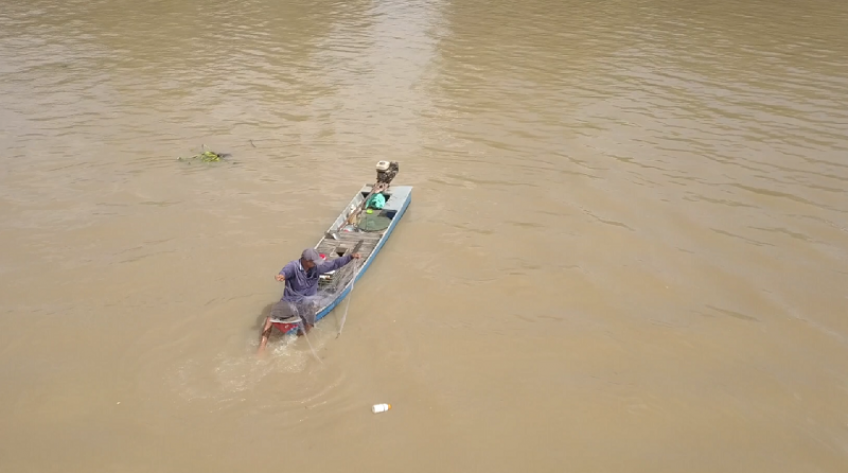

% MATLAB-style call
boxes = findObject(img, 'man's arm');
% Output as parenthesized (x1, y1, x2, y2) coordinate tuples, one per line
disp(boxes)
(316, 253, 360, 274)
(275, 262, 295, 281)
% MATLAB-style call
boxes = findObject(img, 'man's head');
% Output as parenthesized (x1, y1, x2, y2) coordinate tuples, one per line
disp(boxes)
(300, 248, 323, 270)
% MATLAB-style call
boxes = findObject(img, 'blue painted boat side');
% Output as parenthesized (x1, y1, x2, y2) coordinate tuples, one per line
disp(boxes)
(283, 190, 412, 334)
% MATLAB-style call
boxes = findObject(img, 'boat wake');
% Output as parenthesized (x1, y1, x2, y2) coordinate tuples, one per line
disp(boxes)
(168, 331, 334, 406)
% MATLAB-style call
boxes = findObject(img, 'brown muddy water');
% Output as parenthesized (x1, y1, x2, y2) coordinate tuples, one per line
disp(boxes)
(1, 0, 848, 471)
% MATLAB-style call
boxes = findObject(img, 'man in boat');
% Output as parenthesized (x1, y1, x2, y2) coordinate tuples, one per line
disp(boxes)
(270, 247, 361, 334)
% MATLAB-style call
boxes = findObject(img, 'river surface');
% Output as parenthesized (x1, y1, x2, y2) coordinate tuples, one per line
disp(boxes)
(2, 0, 848, 471)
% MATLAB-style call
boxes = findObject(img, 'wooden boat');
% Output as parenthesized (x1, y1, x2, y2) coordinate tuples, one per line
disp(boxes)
(258, 161, 411, 352)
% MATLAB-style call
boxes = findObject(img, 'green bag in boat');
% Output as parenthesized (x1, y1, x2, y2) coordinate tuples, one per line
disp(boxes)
(365, 193, 386, 210)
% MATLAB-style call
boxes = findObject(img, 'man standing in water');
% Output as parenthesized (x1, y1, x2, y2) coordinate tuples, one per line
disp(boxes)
(269, 247, 360, 334)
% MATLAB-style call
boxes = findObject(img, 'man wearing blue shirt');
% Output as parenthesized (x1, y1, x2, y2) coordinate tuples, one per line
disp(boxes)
(271, 247, 361, 334)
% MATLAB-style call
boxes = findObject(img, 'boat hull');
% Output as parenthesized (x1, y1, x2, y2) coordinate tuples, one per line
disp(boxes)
(270, 184, 412, 336)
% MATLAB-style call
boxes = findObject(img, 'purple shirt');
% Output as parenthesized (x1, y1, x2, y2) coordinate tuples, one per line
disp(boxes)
(279, 255, 353, 302)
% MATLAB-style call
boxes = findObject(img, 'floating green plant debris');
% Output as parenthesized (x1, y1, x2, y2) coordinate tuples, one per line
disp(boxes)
(178, 146, 232, 163)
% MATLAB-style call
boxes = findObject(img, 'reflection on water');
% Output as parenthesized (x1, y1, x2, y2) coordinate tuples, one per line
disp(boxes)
(1, 0, 848, 471)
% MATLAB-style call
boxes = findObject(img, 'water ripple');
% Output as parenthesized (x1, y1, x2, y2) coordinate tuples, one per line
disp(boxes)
(2, 0, 848, 470)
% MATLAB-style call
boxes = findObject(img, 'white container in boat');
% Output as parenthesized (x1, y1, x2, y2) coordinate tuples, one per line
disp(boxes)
(371, 403, 391, 414)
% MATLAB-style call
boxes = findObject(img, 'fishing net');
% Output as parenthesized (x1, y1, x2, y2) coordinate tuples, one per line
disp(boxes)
(316, 257, 359, 301)
(356, 211, 391, 232)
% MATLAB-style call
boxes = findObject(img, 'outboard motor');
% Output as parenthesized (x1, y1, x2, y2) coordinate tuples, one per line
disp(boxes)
(376, 160, 399, 187)
(346, 161, 400, 227)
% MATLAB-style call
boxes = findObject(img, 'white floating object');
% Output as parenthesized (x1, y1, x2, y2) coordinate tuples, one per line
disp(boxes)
(371, 403, 391, 414)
